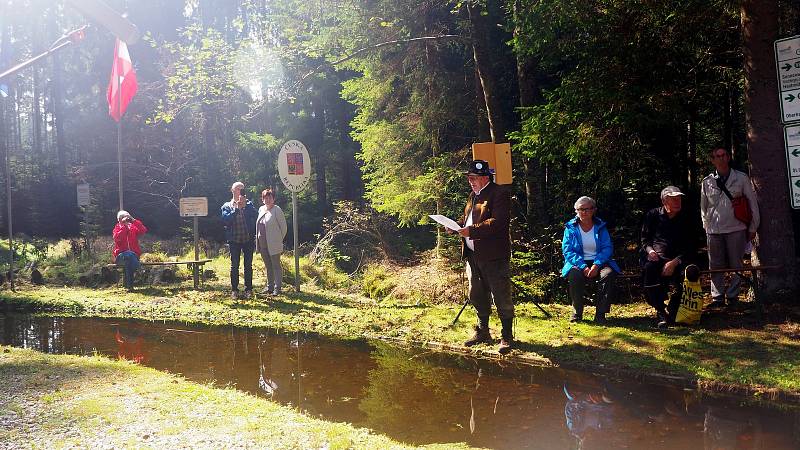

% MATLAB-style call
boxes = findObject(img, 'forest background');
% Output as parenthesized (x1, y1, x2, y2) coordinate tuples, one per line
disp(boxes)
(1, 0, 799, 294)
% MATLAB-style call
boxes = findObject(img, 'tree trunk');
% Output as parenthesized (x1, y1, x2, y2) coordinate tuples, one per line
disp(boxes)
(50, 8, 67, 172)
(467, 2, 506, 143)
(741, 0, 798, 292)
(514, 0, 548, 227)
(310, 91, 327, 210)
(687, 106, 698, 189)
(32, 67, 42, 155)
(473, 70, 491, 142)
(723, 85, 733, 154)
(730, 83, 742, 160)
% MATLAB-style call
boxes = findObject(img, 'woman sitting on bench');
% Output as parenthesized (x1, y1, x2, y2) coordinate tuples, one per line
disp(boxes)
(113, 210, 148, 291)
(561, 196, 620, 324)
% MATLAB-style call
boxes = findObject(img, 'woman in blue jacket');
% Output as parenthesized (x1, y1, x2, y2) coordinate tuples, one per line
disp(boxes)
(561, 196, 620, 323)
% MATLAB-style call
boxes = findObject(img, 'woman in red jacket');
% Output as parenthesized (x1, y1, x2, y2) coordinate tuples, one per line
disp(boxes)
(113, 210, 147, 291)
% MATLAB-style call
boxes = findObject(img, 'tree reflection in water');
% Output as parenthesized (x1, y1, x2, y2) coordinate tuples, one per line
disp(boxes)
(359, 343, 468, 440)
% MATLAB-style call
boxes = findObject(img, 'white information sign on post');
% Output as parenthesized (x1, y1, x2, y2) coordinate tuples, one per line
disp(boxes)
(76, 183, 90, 207)
(278, 140, 312, 293)
(277, 140, 311, 192)
(785, 125, 800, 209)
(775, 36, 800, 124)
(179, 197, 208, 288)
(179, 197, 208, 217)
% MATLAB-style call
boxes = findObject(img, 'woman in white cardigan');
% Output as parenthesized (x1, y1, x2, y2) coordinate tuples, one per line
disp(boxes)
(256, 188, 288, 295)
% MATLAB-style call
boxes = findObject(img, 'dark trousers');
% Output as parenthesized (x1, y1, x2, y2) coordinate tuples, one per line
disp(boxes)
(642, 259, 684, 320)
(566, 262, 617, 318)
(229, 241, 254, 292)
(466, 252, 514, 321)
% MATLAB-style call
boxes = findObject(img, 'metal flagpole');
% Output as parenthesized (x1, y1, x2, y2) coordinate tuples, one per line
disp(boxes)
(117, 42, 123, 211)
(4, 126, 13, 291)
(292, 191, 300, 292)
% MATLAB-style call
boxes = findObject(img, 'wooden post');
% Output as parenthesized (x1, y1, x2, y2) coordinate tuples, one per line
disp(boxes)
(193, 216, 199, 289)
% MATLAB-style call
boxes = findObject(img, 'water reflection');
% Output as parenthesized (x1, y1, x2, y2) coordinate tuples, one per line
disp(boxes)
(704, 407, 763, 450)
(115, 329, 146, 363)
(0, 313, 797, 449)
(563, 384, 617, 447)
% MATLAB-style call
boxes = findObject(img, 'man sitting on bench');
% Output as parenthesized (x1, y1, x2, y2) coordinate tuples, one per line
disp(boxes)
(113, 210, 147, 291)
(640, 186, 696, 328)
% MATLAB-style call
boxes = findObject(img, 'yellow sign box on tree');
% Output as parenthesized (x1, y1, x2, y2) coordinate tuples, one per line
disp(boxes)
(471, 142, 513, 185)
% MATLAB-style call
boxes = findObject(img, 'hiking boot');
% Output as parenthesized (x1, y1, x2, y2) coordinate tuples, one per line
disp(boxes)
(656, 311, 669, 329)
(231, 290, 239, 300)
(498, 319, 514, 355)
(243, 289, 253, 298)
(707, 298, 726, 308)
(569, 314, 582, 323)
(498, 337, 513, 354)
(593, 313, 607, 324)
(464, 326, 492, 347)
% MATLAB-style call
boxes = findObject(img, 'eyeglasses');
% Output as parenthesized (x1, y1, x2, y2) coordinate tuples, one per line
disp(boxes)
(575, 207, 595, 212)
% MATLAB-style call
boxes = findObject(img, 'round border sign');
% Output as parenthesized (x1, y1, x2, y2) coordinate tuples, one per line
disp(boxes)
(277, 140, 312, 192)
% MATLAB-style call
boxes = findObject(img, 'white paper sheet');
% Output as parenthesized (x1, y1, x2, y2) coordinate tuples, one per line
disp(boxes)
(428, 214, 462, 232)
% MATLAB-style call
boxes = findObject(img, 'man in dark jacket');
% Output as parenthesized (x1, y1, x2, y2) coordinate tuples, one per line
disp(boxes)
(221, 181, 258, 299)
(457, 160, 514, 354)
(640, 186, 696, 328)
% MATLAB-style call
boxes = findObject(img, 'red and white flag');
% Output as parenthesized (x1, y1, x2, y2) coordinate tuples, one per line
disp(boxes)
(107, 38, 137, 122)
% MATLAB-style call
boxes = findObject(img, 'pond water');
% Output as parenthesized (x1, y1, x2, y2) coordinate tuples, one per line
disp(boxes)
(1, 313, 797, 449)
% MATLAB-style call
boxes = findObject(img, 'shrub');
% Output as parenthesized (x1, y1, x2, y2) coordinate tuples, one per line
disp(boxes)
(361, 265, 396, 300)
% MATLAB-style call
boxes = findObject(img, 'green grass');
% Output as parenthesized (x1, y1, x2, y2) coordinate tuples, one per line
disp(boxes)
(2, 248, 799, 401)
(2, 276, 799, 399)
(0, 345, 470, 449)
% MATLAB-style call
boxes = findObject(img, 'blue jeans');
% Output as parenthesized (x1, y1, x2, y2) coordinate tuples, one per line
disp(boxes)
(228, 241, 254, 292)
(115, 251, 140, 289)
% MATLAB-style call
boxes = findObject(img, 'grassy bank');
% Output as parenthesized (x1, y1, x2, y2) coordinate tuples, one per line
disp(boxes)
(2, 273, 799, 401)
(0, 345, 469, 449)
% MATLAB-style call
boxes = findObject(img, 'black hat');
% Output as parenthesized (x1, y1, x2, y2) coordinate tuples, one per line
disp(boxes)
(465, 160, 492, 177)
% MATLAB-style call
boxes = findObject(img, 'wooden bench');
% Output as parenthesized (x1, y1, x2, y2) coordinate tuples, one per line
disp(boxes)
(616, 264, 782, 321)
(106, 259, 212, 289)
